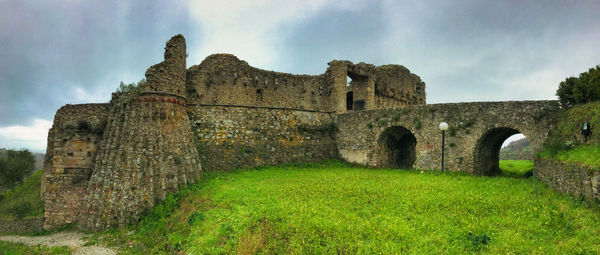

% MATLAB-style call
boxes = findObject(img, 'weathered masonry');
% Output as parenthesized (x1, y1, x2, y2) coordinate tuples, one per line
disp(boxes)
(43, 34, 561, 231)
(336, 101, 558, 175)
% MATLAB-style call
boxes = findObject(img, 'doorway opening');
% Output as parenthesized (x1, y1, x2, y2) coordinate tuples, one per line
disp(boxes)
(376, 126, 417, 169)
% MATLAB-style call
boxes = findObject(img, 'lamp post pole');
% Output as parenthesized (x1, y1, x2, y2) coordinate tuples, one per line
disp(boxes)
(441, 130, 445, 172)
(439, 122, 448, 172)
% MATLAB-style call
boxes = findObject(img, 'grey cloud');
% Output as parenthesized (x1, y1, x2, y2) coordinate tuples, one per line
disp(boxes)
(0, 0, 194, 127)
(273, 0, 600, 104)
(273, 2, 387, 75)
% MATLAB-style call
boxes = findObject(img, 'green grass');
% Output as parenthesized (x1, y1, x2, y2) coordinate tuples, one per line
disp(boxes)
(499, 160, 534, 177)
(554, 145, 600, 169)
(0, 170, 44, 220)
(0, 241, 71, 255)
(95, 161, 600, 254)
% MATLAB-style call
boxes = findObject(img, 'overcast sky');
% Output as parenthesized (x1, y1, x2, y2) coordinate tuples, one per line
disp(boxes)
(1, 0, 599, 152)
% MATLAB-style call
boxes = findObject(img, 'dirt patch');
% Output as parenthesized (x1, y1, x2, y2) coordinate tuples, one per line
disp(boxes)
(0, 231, 116, 255)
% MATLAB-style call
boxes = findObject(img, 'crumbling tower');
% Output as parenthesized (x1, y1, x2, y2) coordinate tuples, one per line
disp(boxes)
(77, 35, 202, 231)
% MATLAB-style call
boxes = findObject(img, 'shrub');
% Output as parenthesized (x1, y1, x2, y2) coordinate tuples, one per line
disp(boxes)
(0, 149, 35, 189)
(117, 79, 146, 93)
(12, 201, 32, 219)
(556, 65, 600, 108)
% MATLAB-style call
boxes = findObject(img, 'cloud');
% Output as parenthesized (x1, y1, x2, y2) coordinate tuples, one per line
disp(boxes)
(1, 0, 599, 152)
(0, 119, 52, 152)
(187, 0, 362, 69)
(0, 0, 192, 127)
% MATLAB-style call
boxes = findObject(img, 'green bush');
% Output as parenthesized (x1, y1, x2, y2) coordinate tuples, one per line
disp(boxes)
(12, 201, 32, 219)
(556, 65, 600, 108)
(0, 149, 35, 189)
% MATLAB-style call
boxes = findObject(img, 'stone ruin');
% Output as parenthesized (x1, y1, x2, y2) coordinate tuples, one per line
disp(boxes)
(42, 34, 426, 231)
(45, 34, 593, 232)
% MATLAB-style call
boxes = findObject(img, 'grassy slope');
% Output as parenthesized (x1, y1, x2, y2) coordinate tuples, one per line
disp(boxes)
(553, 145, 600, 168)
(0, 170, 44, 220)
(499, 160, 534, 177)
(99, 161, 600, 254)
(539, 101, 600, 169)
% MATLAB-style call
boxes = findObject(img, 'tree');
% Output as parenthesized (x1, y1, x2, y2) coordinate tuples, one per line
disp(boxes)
(556, 65, 600, 108)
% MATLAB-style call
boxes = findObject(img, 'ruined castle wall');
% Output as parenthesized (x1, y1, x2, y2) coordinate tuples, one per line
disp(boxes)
(372, 65, 426, 109)
(187, 105, 339, 171)
(42, 103, 109, 230)
(186, 54, 334, 112)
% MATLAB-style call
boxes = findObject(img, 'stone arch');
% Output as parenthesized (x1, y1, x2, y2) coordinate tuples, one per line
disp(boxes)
(375, 126, 417, 169)
(473, 127, 525, 175)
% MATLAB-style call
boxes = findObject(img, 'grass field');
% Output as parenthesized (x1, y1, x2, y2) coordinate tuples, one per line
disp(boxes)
(499, 160, 534, 177)
(0, 169, 44, 220)
(95, 161, 600, 254)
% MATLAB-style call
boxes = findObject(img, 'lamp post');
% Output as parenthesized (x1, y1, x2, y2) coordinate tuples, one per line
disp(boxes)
(439, 122, 449, 172)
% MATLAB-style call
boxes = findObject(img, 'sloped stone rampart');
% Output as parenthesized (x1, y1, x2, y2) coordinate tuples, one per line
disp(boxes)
(76, 35, 202, 231)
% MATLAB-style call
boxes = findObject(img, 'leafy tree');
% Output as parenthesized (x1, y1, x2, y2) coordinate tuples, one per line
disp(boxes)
(0, 149, 36, 189)
(556, 65, 600, 108)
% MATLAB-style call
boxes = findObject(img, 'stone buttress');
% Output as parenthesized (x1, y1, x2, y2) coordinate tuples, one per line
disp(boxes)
(77, 35, 202, 231)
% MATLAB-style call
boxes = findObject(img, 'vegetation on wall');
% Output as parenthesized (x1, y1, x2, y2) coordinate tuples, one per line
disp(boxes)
(556, 65, 600, 109)
(116, 79, 146, 93)
(296, 123, 337, 134)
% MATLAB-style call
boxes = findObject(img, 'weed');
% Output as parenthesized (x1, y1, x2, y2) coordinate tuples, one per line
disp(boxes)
(296, 123, 337, 134)
(467, 232, 491, 250)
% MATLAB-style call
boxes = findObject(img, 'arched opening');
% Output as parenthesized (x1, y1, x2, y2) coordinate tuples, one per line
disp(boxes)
(499, 133, 534, 177)
(376, 126, 417, 169)
(474, 127, 533, 176)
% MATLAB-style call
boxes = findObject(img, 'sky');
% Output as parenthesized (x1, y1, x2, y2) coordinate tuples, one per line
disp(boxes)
(0, 0, 599, 152)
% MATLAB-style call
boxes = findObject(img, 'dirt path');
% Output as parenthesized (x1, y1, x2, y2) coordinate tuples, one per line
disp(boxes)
(0, 231, 116, 255)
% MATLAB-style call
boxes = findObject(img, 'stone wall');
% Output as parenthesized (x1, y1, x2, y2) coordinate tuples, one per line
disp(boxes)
(187, 105, 338, 171)
(342, 62, 426, 112)
(186, 56, 426, 114)
(373, 65, 426, 108)
(42, 103, 109, 230)
(535, 158, 600, 202)
(0, 218, 44, 234)
(186, 54, 332, 112)
(337, 101, 559, 174)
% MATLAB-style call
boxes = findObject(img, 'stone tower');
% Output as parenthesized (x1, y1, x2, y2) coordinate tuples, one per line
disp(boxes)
(77, 35, 202, 231)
